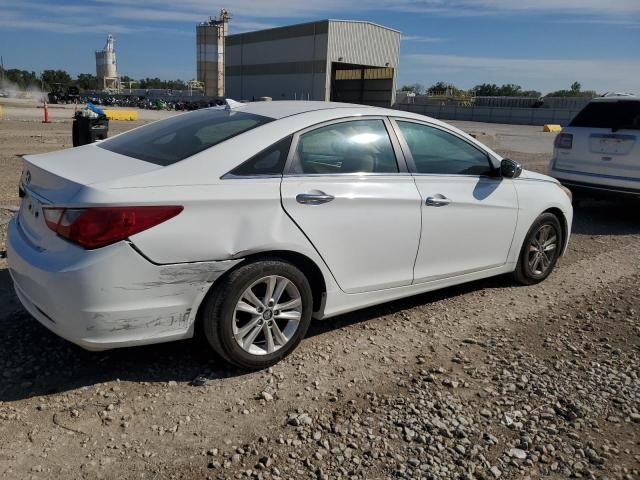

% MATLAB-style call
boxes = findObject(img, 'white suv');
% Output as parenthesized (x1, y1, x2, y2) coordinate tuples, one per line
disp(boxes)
(549, 95, 640, 198)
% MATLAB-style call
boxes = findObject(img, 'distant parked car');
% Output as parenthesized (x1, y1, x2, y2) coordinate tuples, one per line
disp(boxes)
(549, 95, 640, 198)
(7, 101, 573, 369)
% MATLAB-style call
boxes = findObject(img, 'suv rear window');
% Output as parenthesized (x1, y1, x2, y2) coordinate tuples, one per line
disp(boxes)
(98, 109, 273, 166)
(570, 100, 640, 130)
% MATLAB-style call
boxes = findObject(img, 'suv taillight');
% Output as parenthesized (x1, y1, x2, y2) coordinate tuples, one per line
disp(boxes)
(43, 206, 183, 249)
(554, 133, 573, 149)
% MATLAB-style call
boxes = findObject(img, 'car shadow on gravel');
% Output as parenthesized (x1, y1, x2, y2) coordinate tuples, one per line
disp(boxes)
(0, 313, 251, 402)
(572, 197, 640, 236)
(306, 274, 514, 338)
(0, 273, 515, 402)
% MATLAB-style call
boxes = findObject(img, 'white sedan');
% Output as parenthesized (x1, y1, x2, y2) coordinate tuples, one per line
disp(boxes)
(7, 101, 573, 369)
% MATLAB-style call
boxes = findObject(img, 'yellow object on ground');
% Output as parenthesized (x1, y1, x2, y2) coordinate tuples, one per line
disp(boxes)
(543, 124, 562, 133)
(0, 105, 4, 119)
(103, 109, 138, 121)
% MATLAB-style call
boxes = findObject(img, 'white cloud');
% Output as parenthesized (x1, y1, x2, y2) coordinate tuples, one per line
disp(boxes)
(20, 0, 640, 23)
(402, 35, 447, 43)
(110, 8, 204, 23)
(0, 11, 135, 34)
(92, 0, 357, 19)
(400, 53, 640, 94)
(3, 0, 639, 35)
(388, 0, 640, 17)
(555, 17, 640, 27)
(459, 0, 640, 16)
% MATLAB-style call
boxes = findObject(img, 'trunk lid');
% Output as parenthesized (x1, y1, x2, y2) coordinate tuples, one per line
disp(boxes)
(18, 144, 161, 251)
(21, 144, 161, 203)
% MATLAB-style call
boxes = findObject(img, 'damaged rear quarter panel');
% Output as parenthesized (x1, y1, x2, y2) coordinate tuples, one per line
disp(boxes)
(86, 309, 191, 334)
(9, 233, 243, 346)
(84, 258, 243, 339)
(125, 180, 320, 265)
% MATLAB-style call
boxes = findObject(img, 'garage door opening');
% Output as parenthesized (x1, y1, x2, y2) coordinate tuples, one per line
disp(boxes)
(330, 62, 394, 107)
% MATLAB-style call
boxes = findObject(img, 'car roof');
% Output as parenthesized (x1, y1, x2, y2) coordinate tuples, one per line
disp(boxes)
(222, 100, 479, 142)
(96, 101, 505, 189)
(224, 100, 384, 119)
(590, 94, 639, 103)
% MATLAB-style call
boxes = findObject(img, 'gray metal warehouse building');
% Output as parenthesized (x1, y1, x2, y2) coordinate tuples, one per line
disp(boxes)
(222, 20, 401, 107)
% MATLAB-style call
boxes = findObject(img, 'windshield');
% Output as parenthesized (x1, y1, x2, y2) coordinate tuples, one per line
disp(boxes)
(570, 100, 640, 130)
(98, 108, 273, 166)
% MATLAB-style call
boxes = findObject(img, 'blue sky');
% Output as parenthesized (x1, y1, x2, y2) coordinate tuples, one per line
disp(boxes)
(0, 0, 639, 94)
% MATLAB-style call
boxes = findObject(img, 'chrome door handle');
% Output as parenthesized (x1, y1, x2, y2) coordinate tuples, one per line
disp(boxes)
(296, 193, 335, 205)
(425, 195, 451, 207)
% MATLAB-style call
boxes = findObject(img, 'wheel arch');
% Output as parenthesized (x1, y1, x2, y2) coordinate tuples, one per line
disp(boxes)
(542, 206, 569, 256)
(197, 250, 328, 323)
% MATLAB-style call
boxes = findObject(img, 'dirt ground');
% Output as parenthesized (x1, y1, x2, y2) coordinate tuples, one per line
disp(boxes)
(0, 106, 638, 480)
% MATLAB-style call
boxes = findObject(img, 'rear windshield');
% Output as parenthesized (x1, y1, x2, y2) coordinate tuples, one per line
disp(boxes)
(98, 108, 273, 165)
(570, 100, 640, 130)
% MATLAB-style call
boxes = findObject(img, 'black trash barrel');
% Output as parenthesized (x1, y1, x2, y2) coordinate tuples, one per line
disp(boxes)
(72, 113, 109, 147)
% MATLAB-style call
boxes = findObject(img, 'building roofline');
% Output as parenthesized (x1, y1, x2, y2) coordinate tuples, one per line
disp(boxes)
(226, 18, 400, 39)
(326, 19, 401, 34)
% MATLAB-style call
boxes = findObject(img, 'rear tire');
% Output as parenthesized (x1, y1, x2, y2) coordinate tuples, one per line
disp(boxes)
(513, 213, 562, 285)
(201, 258, 313, 370)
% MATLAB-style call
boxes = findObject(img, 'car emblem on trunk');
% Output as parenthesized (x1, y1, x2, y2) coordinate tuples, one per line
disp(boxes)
(25, 171, 32, 184)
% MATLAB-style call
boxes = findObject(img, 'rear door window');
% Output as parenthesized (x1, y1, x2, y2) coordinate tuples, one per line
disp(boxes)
(289, 120, 399, 174)
(99, 109, 273, 166)
(570, 101, 640, 130)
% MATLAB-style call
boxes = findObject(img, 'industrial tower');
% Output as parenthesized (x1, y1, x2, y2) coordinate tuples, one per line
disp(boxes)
(196, 9, 230, 97)
(95, 35, 119, 92)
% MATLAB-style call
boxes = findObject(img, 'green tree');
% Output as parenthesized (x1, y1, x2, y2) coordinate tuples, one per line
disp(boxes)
(139, 77, 163, 89)
(41, 69, 72, 89)
(473, 83, 539, 97)
(76, 73, 98, 91)
(1, 69, 40, 89)
(400, 83, 425, 95)
(473, 83, 499, 96)
(166, 79, 187, 90)
(120, 75, 134, 83)
(427, 81, 449, 94)
(497, 84, 522, 96)
(520, 89, 542, 97)
(427, 81, 468, 97)
(546, 82, 597, 97)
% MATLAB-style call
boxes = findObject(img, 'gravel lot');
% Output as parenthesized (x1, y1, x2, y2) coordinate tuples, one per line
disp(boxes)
(0, 104, 638, 480)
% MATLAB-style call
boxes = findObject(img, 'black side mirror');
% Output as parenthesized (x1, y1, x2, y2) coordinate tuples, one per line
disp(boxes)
(500, 158, 522, 179)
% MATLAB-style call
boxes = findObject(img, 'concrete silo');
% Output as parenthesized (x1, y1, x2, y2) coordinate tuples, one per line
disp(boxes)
(196, 9, 230, 97)
(96, 35, 119, 92)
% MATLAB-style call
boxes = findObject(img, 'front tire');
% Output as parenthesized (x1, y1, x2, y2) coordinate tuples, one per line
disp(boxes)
(513, 213, 562, 285)
(202, 259, 313, 370)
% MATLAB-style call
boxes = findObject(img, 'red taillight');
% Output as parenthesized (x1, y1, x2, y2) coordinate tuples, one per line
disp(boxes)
(554, 133, 573, 149)
(43, 206, 183, 249)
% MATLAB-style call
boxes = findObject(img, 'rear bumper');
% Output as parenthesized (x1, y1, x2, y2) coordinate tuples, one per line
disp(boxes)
(6, 218, 240, 351)
(559, 180, 640, 197)
(550, 163, 640, 197)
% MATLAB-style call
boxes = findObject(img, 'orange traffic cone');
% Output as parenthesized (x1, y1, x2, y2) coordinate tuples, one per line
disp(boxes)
(42, 101, 51, 123)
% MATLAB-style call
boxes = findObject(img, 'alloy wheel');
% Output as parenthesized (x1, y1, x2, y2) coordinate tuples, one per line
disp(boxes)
(232, 275, 302, 356)
(527, 224, 558, 276)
